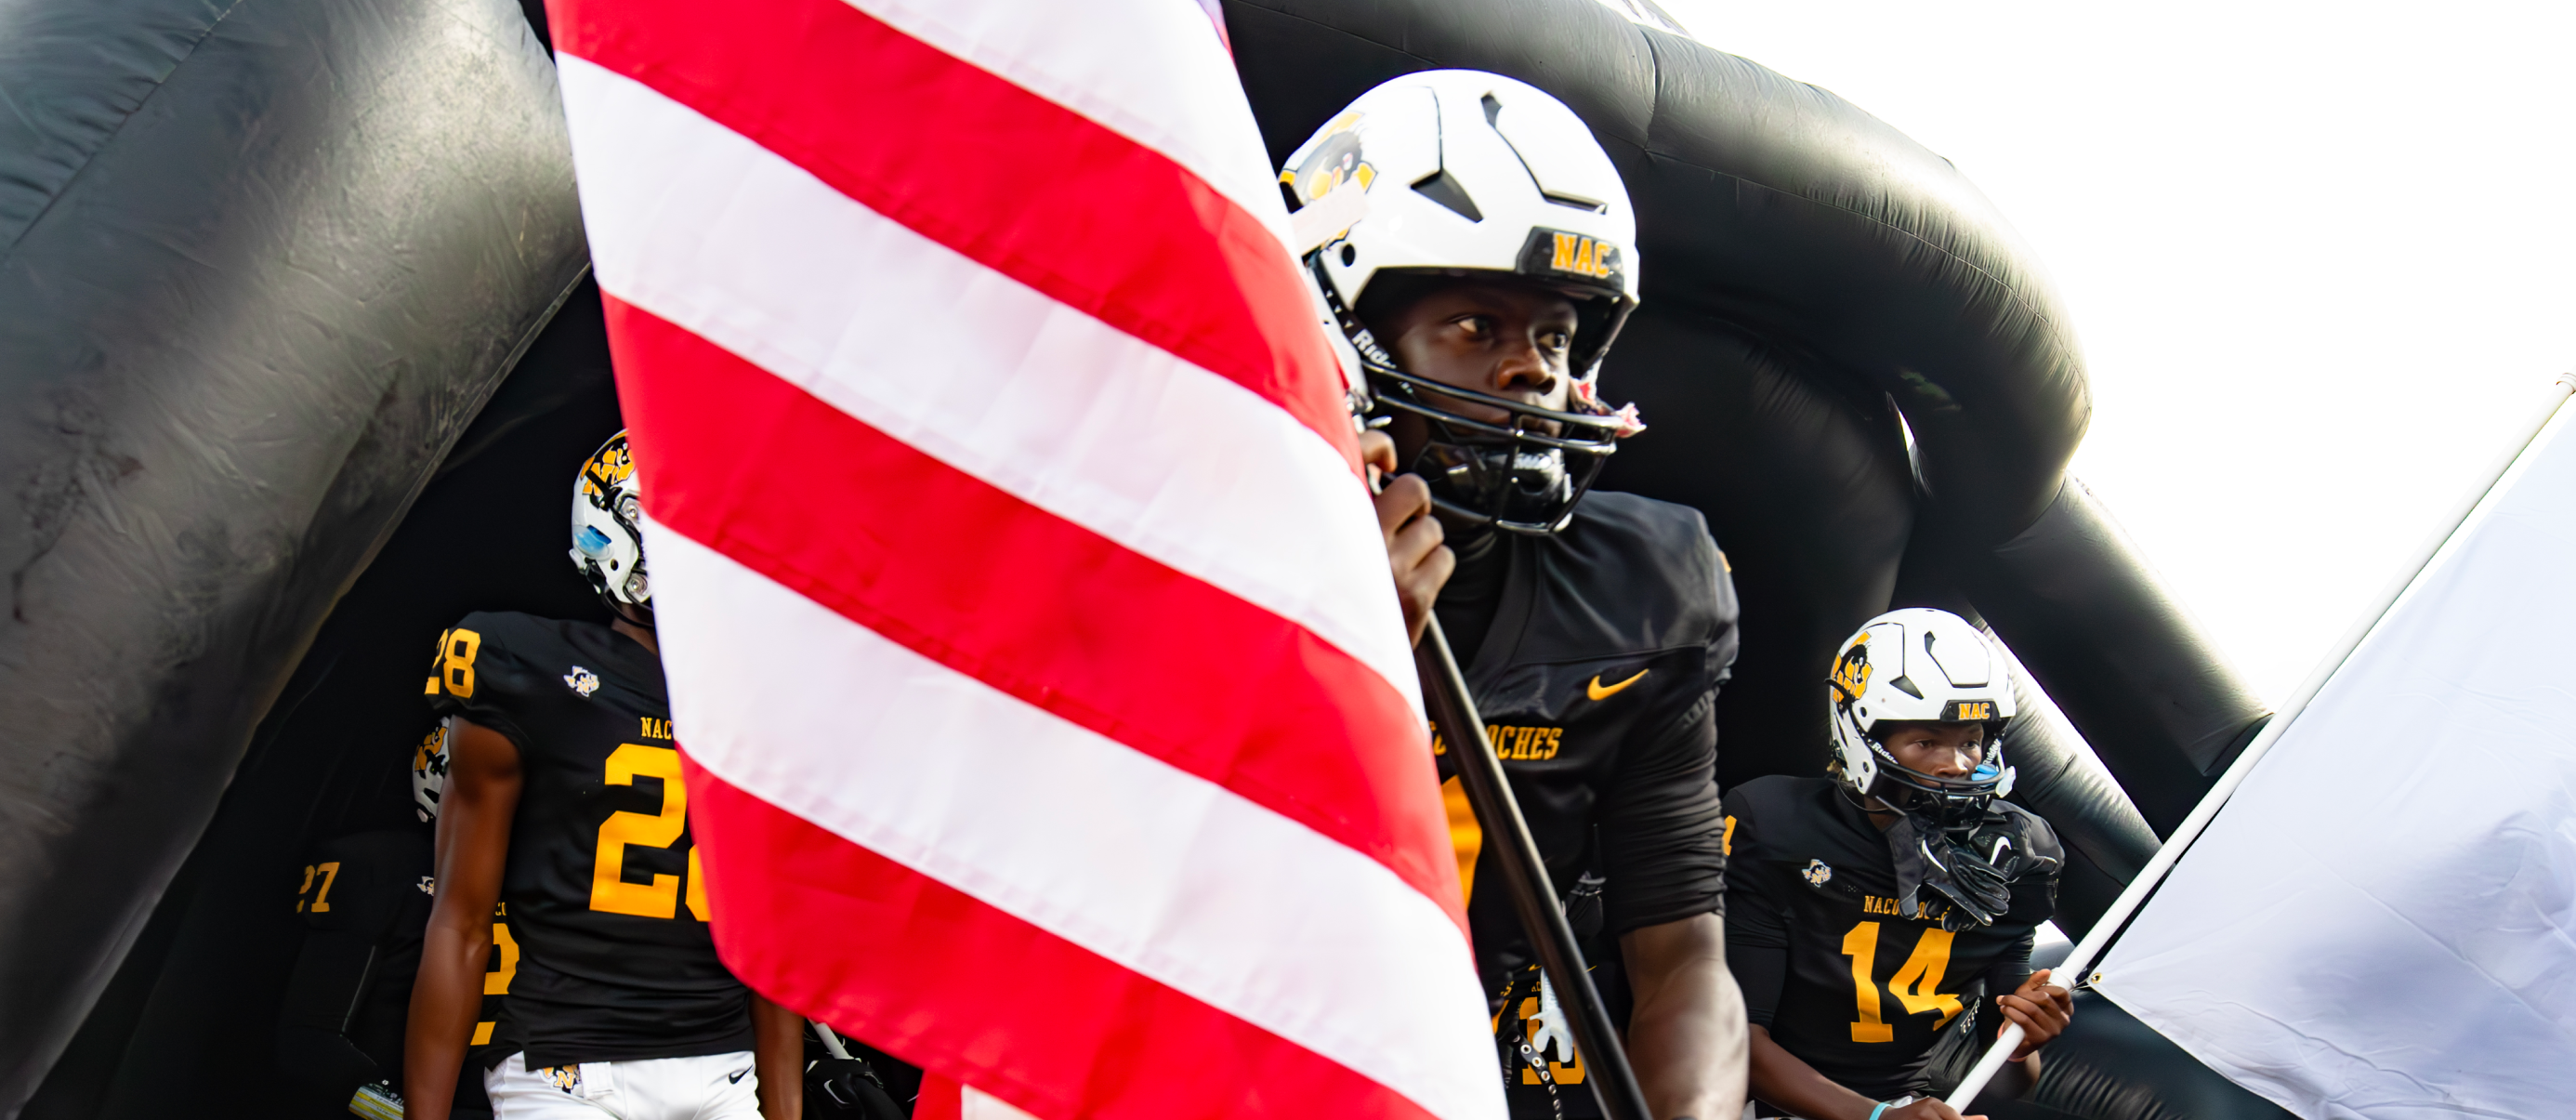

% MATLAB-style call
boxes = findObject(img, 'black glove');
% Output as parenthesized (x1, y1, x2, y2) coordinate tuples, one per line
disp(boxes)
(808, 1057, 907, 1120)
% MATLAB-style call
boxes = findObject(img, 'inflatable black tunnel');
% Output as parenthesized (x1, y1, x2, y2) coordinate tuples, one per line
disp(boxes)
(1, 0, 2280, 1116)
(0, 0, 583, 1111)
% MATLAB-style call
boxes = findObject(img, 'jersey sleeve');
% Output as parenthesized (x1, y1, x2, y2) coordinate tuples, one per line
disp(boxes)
(423, 612, 546, 749)
(1595, 686, 1726, 936)
(1589, 516, 1739, 938)
(1719, 784, 1790, 1029)
(1978, 930, 2036, 996)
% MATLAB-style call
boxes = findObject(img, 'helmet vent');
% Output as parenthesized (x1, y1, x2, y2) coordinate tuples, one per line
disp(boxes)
(1411, 169, 1483, 222)
(1543, 191, 1608, 214)
(1887, 675, 1923, 700)
(1480, 93, 1550, 200)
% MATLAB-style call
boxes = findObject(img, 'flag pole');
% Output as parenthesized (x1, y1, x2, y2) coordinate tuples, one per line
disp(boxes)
(1417, 614, 1654, 1120)
(1944, 373, 2576, 1111)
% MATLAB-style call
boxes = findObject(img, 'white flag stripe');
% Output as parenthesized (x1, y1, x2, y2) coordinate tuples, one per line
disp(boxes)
(561, 59, 1419, 710)
(843, 0, 1296, 257)
(2094, 410, 2576, 1118)
(648, 521, 1500, 1120)
(961, 1088, 1042, 1120)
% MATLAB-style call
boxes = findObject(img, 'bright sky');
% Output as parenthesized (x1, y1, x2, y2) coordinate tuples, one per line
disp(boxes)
(1644, 0, 2576, 703)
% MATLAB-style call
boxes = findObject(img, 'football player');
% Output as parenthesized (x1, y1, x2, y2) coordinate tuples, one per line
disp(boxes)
(1724, 609, 2072, 1120)
(403, 432, 804, 1120)
(1299, 72, 1747, 1119)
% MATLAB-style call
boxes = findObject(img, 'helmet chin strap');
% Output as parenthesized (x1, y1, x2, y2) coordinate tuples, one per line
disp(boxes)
(606, 595, 656, 631)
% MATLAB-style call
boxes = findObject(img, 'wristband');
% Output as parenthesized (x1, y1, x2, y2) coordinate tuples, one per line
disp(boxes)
(1868, 1104, 1893, 1120)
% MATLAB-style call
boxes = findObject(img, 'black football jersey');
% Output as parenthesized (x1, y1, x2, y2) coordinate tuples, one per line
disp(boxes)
(279, 830, 435, 1094)
(426, 612, 751, 1066)
(1431, 491, 1738, 1117)
(1722, 776, 2061, 1101)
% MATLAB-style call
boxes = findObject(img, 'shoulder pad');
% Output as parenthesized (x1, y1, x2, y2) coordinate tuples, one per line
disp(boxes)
(1721, 775, 1836, 857)
(424, 612, 575, 718)
(1530, 491, 1740, 664)
(1724, 774, 1830, 813)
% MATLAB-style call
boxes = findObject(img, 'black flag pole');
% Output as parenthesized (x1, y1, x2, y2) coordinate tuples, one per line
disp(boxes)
(1416, 613, 1653, 1120)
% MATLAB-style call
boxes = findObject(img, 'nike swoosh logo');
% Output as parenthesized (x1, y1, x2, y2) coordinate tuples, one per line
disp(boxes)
(1586, 668, 1649, 701)
(728, 1069, 750, 1084)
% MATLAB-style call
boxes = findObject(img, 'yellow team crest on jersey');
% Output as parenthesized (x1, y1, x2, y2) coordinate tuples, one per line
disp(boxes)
(1830, 633, 1873, 702)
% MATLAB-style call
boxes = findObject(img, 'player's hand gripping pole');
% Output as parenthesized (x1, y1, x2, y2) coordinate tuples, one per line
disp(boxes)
(1942, 372, 2576, 1112)
(1417, 614, 1653, 1120)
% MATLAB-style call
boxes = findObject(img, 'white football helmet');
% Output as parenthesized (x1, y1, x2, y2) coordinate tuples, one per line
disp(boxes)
(1283, 70, 1644, 534)
(1827, 608, 2017, 828)
(570, 429, 650, 612)
(411, 724, 448, 824)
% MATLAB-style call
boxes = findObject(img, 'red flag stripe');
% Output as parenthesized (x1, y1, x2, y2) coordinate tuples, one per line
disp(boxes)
(554, 57, 1416, 698)
(647, 525, 1492, 1114)
(610, 297, 1463, 927)
(845, 0, 1280, 242)
(686, 758, 1450, 1120)
(546, 0, 1357, 471)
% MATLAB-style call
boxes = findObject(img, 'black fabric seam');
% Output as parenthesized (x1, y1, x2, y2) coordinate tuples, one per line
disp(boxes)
(0, 0, 253, 264)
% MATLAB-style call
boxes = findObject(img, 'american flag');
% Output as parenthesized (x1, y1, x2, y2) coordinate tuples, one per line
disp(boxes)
(543, 0, 1502, 1117)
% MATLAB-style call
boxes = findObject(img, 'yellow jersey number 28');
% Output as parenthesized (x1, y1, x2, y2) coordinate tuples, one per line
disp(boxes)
(590, 744, 711, 921)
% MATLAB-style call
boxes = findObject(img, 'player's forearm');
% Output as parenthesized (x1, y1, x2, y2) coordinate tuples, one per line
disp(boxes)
(402, 921, 492, 1120)
(751, 994, 805, 1120)
(1622, 915, 1748, 1119)
(1746, 1026, 1882, 1120)
(1626, 958, 1747, 1117)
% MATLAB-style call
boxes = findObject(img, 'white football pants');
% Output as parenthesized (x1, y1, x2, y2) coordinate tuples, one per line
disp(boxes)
(485, 1050, 760, 1120)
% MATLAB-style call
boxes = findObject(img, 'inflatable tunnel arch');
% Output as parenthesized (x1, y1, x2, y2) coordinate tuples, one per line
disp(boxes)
(0, 0, 2279, 1115)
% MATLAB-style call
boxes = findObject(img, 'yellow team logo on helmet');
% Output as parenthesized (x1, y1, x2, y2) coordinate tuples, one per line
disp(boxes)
(1280, 112, 1376, 205)
(1829, 632, 1873, 703)
(578, 435, 636, 507)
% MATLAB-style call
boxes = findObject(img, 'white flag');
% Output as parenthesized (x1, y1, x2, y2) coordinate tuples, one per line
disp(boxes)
(2092, 411, 2576, 1118)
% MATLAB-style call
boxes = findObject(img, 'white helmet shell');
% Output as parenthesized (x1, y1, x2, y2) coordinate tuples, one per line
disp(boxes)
(1281, 70, 1640, 382)
(1827, 608, 2017, 804)
(411, 724, 449, 824)
(570, 429, 650, 610)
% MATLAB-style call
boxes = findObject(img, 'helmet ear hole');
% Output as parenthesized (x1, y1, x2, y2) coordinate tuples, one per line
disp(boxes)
(1339, 243, 1357, 267)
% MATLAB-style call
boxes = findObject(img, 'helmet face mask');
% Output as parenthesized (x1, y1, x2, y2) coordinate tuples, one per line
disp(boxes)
(571, 429, 651, 616)
(1367, 349, 1625, 534)
(1285, 72, 1646, 535)
(1858, 733, 2010, 834)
